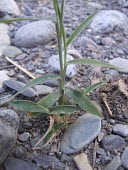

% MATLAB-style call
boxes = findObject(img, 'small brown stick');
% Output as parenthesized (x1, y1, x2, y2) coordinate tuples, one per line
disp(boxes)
(5, 56, 36, 79)
(102, 93, 113, 116)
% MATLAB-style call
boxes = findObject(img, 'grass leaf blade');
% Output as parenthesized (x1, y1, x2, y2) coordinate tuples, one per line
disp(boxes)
(84, 81, 106, 94)
(66, 10, 99, 47)
(38, 91, 61, 108)
(66, 58, 117, 69)
(9, 100, 49, 113)
(65, 87, 102, 117)
(13, 75, 59, 97)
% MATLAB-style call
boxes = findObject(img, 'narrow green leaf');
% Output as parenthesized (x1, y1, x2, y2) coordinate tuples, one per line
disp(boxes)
(66, 10, 99, 47)
(65, 87, 102, 117)
(9, 100, 49, 113)
(0, 17, 52, 23)
(84, 81, 106, 94)
(38, 91, 61, 108)
(13, 75, 59, 97)
(66, 58, 117, 69)
(50, 105, 81, 115)
(43, 123, 65, 144)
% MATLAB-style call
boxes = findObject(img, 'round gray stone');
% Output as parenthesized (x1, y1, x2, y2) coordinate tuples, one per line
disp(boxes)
(104, 156, 121, 170)
(48, 54, 77, 78)
(113, 124, 128, 137)
(3, 46, 22, 58)
(18, 132, 30, 142)
(0, 109, 19, 165)
(118, 0, 128, 7)
(109, 58, 128, 73)
(101, 135, 125, 151)
(14, 20, 55, 48)
(61, 113, 101, 154)
(4, 157, 40, 170)
(121, 147, 128, 169)
(32, 153, 64, 170)
(0, 0, 20, 16)
(0, 24, 11, 56)
(3, 80, 36, 97)
(90, 10, 128, 33)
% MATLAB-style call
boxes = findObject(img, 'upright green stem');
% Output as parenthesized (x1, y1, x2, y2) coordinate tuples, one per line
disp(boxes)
(53, 0, 65, 104)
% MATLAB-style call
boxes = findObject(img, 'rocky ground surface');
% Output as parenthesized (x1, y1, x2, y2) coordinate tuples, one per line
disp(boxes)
(0, 0, 128, 170)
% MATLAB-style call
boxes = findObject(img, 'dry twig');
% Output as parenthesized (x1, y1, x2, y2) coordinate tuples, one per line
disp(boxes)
(5, 56, 36, 79)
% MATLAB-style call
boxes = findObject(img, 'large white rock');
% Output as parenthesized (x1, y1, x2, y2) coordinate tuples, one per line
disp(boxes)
(0, 24, 11, 56)
(0, 0, 20, 16)
(48, 54, 77, 78)
(90, 10, 128, 33)
(0, 71, 10, 88)
(14, 20, 55, 48)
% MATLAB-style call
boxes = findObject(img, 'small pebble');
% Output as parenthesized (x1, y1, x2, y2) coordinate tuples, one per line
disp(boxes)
(18, 132, 30, 142)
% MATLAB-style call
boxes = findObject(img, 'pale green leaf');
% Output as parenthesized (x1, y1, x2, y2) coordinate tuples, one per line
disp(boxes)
(66, 58, 117, 69)
(65, 87, 102, 117)
(66, 10, 99, 47)
(50, 105, 81, 115)
(38, 91, 61, 108)
(9, 100, 49, 113)
(0, 17, 52, 23)
(13, 75, 59, 97)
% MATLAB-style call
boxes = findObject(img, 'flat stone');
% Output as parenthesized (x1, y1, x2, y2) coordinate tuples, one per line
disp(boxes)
(32, 153, 64, 170)
(74, 36, 100, 52)
(113, 124, 128, 137)
(3, 80, 36, 97)
(121, 147, 128, 169)
(104, 156, 121, 170)
(3, 46, 22, 58)
(61, 113, 101, 154)
(109, 58, 128, 73)
(90, 10, 128, 33)
(35, 85, 53, 95)
(44, 80, 59, 87)
(48, 54, 77, 78)
(101, 135, 125, 151)
(0, 70, 10, 88)
(14, 20, 55, 48)
(4, 157, 40, 170)
(0, 0, 20, 16)
(96, 148, 107, 156)
(74, 153, 92, 170)
(0, 24, 11, 55)
(0, 109, 19, 165)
